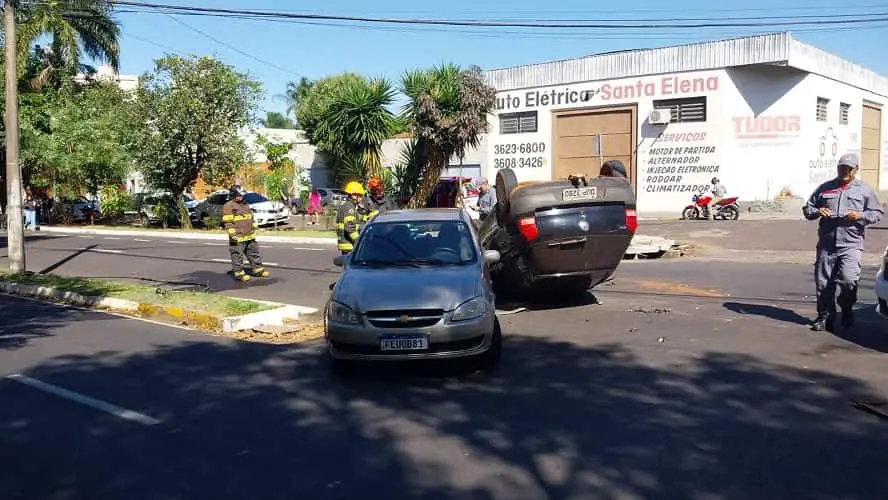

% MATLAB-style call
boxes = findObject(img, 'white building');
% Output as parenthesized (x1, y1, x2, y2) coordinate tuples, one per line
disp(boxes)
(74, 64, 139, 91)
(482, 32, 888, 215)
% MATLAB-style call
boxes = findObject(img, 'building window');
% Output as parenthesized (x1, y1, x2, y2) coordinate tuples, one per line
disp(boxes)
(499, 111, 538, 134)
(651, 96, 707, 123)
(816, 97, 829, 122)
(839, 102, 850, 125)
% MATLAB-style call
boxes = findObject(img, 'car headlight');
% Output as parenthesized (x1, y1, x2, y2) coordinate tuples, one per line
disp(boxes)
(451, 296, 485, 322)
(327, 301, 361, 324)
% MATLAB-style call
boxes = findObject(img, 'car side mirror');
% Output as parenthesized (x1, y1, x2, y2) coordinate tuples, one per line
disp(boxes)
(333, 255, 347, 267)
(482, 250, 500, 265)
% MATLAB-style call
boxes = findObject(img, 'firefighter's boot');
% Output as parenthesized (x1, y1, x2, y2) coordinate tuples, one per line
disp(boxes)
(234, 270, 251, 282)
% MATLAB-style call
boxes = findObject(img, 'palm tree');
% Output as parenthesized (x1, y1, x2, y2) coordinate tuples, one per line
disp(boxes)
(323, 77, 396, 183)
(14, 0, 120, 89)
(278, 77, 313, 122)
(401, 64, 495, 208)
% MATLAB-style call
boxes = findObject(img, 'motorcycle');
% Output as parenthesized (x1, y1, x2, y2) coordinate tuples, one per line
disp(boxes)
(682, 192, 740, 220)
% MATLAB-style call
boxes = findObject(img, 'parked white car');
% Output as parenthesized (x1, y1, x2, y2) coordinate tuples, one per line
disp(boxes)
(875, 246, 888, 318)
(197, 190, 289, 227)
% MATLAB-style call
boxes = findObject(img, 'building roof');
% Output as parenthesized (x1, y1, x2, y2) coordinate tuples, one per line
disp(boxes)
(484, 32, 888, 98)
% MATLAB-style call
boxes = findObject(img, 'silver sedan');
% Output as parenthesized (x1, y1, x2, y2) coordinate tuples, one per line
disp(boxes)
(324, 208, 502, 371)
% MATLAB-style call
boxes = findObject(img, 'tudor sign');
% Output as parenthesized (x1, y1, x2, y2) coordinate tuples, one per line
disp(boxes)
(732, 115, 801, 139)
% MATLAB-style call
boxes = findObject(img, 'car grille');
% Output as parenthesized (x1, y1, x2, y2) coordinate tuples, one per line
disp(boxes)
(330, 335, 485, 355)
(365, 309, 444, 329)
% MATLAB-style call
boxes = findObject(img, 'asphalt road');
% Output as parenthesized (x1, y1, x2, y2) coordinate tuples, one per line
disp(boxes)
(4, 229, 885, 312)
(3, 268, 888, 499)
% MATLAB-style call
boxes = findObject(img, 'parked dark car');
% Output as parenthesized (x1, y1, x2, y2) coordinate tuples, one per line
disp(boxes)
(477, 168, 637, 297)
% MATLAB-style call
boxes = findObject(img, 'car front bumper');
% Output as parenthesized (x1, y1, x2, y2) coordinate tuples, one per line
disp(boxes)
(325, 311, 496, 361)
(254, 213, 289, 226)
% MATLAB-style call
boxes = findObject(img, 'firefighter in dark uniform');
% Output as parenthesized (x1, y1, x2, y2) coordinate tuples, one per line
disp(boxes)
(363, 176, 397, 222)
(336, 181, 368, 255)
(222, 185, 269, 282)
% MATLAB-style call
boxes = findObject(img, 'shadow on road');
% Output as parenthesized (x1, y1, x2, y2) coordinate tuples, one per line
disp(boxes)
(3, 327, 888, 498)
(723, 301, 813, 326)
(830, 305, 888, 354)
(0, 296, 116, 351)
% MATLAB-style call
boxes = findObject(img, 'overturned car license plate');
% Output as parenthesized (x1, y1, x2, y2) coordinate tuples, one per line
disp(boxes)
(563, 187, 598, 201)
(380, 334, 429, 351)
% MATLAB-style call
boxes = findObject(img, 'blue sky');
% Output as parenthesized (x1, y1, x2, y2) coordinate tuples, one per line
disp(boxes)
(110, 0, 888, 118)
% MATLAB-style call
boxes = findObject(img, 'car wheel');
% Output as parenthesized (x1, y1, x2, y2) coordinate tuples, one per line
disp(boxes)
(495, 168, 519, 225)
(475, 319, 503, 372)
(139, 214, 150, 227)
(681, 207, 696, 220)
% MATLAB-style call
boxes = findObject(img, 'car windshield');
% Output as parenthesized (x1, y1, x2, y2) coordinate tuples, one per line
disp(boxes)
(352, 220, 477, 266)
(244, 193, 268, 204)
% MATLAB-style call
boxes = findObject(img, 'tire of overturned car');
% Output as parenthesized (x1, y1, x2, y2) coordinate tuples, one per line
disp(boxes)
(495, 168, 519, 225)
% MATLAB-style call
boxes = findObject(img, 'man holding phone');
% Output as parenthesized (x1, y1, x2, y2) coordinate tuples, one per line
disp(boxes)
(803, 152, 884, 332)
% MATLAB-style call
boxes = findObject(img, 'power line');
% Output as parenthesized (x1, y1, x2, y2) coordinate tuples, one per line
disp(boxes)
(105, 1, 888, 29)
(161, 14, 299, 77)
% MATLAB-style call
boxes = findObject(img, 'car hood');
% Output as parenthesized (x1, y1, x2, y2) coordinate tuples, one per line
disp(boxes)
(334, 266, 483, 312)
(250, 201, 286, 211)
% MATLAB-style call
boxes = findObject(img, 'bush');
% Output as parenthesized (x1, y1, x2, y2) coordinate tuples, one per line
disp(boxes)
(99, 186, 131, 224)
(202, 216, 221, 230)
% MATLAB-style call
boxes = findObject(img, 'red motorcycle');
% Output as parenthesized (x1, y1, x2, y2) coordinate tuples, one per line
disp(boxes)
(682, 192, 740, 220)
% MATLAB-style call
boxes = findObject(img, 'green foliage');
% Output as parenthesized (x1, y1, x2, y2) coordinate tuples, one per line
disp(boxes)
(295, 73, 395, 185)
(255, 134, 295, 204)
(283, 77, 314, 122)
(44, 82, 133, 194)
(259, 111, 296, 129)
(127, 55, 262, 228)
(391, 139, 428, 202)
(401, 64, 496, 207)
(99, 185, 130, 222)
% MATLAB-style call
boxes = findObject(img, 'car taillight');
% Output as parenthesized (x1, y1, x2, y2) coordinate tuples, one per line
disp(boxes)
(518, 216, 539, 241)
(625, 208, 638, 233)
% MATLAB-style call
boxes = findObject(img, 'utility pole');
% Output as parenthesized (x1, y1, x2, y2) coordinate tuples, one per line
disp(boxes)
(4, 0, 25, 273)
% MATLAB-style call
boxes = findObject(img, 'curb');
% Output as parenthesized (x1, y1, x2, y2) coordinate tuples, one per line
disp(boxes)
(32, 226, 338, 246)
(0, 281, 318, 333)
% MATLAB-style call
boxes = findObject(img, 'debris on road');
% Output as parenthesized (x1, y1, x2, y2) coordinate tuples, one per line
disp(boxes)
(628, 306, 672, 314)
(496, 306, 528, 316)
(236, 319, 325, 344)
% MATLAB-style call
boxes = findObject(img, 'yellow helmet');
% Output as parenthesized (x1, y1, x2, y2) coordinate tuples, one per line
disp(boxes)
(344, 181, 365, 195)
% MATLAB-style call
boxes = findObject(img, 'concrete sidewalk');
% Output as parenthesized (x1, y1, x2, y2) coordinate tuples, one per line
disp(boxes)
(23, 225, 339, 245)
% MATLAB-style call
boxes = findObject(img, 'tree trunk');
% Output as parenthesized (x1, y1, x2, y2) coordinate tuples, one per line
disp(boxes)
(176, 191, 192, 230)
(408, 153, 447, 209)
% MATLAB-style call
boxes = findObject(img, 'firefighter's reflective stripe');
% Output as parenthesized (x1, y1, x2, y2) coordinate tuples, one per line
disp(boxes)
(229, 232, 256, 243)
(222, 213, 252, 222)
(363, 209, 379, 221)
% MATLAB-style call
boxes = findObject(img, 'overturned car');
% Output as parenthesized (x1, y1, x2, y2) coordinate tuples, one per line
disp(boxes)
(477, 168, 637, 297)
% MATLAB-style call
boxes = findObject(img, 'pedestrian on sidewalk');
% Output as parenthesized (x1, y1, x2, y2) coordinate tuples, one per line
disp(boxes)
(223, 185, 269, 282)
(306, 186, 322, 226)
(803, 152, 883, 331)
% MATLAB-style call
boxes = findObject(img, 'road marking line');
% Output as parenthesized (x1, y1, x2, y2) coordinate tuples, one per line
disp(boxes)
(134, 238, 151, 242)
(6, 374, 162, 426)
(103, 237, 121, 240)
(211, 258, 229, 263)
(78, 235, 93, 239)
(211, 258, 277, 266)
(202, 242, 224, 246)
(264, 262, 280, 266)
(293, 247, 325, 251)
(167, 241, 186, 244)
(93, 249, 123, 254)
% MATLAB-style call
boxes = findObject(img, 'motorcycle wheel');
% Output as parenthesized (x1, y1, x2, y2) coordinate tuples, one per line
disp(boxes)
(721, 205, 739, 221)
(681, 207, 697, 220)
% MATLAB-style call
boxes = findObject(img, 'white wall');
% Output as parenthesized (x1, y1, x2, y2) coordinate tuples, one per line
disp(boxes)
(485, 65, 888, 215)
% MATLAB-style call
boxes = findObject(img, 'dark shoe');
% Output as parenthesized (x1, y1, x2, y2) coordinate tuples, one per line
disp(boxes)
(841, 308, 855, 327)
(811, 314, 834, 332)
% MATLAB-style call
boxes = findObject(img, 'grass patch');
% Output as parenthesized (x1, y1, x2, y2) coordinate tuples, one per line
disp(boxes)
(0, 272, 271, 317)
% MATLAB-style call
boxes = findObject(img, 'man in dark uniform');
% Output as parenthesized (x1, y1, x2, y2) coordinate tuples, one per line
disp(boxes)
(336, 181, 368, 255)
(222, 185, 269, 282)
(803, 152, 883, 331)
(363, 176, 397, 222)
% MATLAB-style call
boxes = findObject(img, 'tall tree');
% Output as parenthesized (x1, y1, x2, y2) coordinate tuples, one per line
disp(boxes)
(296, 73, 395, 184)
(127, 55, 262, 228)
(259, 111, 296, 129)
(402, 64, 495, 208)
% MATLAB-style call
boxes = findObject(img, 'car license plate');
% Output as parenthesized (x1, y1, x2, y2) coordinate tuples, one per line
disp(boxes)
(380, 335, 429, 351)
(563, 187, 598, 201)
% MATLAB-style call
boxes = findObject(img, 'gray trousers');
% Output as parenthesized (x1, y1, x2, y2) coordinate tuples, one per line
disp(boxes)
(229, 239, 263, 274)
(814, 243, 862, 315)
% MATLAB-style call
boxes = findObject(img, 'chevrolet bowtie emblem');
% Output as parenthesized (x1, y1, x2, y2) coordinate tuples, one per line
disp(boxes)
(398, 315, 412, 323)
